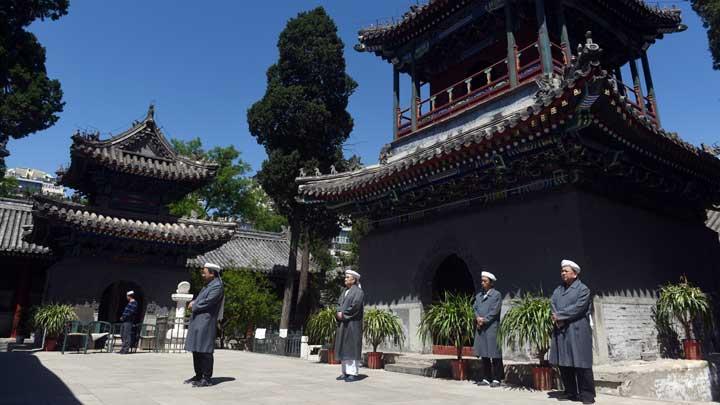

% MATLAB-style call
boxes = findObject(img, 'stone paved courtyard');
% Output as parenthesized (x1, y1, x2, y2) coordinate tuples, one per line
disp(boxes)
(0, 350, 712, 405)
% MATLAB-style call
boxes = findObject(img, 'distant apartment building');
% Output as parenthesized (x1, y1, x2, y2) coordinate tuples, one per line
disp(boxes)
(5, 167, 65, 197)
(330, 225, 351, 260)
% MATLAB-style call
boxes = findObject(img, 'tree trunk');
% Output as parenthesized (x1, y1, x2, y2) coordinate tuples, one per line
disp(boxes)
(295, 232, 311, 325)
(280, 219, 300, 330)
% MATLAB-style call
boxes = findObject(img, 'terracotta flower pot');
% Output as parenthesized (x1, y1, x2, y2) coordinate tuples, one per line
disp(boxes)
(450, 359, 469, 380)
(367, 352, 383, 369)
(44, 338, 58, 352)
(432, 344, 474, 357)
(532, 366, 553, 391)
(327, 350, 341, 365)
(683, 339, 702, 360)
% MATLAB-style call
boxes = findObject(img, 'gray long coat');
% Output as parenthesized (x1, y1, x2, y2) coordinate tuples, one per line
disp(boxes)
(185, 277, 224, 353)
(548, 279, 593, 369)
(334, 285, 364, 361)
(473, 288, 502, 359)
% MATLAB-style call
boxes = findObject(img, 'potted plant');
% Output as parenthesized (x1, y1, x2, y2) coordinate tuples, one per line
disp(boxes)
(363, 308, 405, 369)
(306, 307, 340, 364)
(418, 292, 475, 380)
(33, 304, 78, 351)
(498, 293, 554, 390)
(656, 276, 711, 360)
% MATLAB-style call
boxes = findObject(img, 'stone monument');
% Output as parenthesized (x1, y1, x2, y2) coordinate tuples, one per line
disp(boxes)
(167, 281, 193, 349)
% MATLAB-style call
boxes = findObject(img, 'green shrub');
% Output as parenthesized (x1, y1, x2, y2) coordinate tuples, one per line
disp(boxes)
(33, 304, 77, 338)
(498, 293, 553, 366)
(417, 292, 475, 360)
(363, 308, 405, 353)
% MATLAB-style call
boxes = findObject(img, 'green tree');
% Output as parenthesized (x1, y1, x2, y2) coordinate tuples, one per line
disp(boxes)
(247, 7, 357, 329)
(168, 138, 286, 232)
(0, 1, 68, 174)
(169, 138, 253, 219)
(244, 182, 288, 233)
(219, 269, 282, 348)
(0, 176, 19, 198)
(692, 0, 720, 69)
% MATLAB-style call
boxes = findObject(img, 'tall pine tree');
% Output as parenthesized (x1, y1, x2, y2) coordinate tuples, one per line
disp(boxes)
(692, 0, 720, 70)
(248, 7, 356, 329)
(0, 1, 68, 173)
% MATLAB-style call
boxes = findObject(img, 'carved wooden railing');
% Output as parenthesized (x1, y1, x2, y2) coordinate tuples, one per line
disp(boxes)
(397, 40, 568, 138)
(620, 82, 658, 123)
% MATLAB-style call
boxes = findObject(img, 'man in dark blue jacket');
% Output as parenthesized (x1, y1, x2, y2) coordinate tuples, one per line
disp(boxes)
(119, 290, 139, 354)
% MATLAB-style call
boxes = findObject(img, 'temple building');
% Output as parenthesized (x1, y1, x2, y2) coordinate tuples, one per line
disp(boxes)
(0, 106, 293, 337)
(297, 0, 720, 361)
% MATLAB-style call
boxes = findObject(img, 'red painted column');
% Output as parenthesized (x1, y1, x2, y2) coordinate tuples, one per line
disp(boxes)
(10, 271, 31, 338)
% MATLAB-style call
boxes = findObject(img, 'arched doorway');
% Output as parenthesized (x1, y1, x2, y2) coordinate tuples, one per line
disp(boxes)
(431, 254, 475, 303)
(98, 281, 145, 323)
(429, 254, 475, 349)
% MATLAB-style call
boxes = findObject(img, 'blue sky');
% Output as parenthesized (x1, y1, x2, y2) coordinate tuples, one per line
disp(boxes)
(7, 1, 719, 176)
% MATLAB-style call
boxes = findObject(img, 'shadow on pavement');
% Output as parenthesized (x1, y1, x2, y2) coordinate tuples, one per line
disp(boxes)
(211, 377, 236, 385)
(0, 352, 81, 405)
(502, 384, 535, 392)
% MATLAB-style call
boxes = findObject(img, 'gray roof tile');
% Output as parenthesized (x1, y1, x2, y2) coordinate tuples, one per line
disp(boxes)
(0, 198, 52, 257)
(188, 229, 295, 273)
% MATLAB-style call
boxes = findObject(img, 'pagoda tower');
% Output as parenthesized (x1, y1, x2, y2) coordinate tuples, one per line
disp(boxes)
(297, 1, 720, 359)
(25, 106, 235, 321)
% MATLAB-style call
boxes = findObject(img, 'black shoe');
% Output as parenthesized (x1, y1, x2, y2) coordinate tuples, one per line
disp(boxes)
(184, 376, 200, 384)
(581, 399, 595, 404)
(344, 375, 360, 382)
(490, 380, 501, 388)
(192, 378, 212, 388)
(336, 374, 347, 381)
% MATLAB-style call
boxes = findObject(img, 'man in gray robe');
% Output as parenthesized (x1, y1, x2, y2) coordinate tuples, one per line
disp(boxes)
(184, 262, 225, 388)
(335, 269, 364, 382)
(473, 271, 503, 387)
(549, 259, 595, 404)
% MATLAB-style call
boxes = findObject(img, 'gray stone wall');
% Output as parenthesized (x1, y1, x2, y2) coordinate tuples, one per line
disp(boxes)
(44, 256, 184, 318)
(594, 293, 658, 362)
(358, 189, 720, 361)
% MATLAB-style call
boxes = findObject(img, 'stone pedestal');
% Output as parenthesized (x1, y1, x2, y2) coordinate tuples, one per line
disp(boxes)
(166, 282, 192, 350)
(300, 336, 310, 359)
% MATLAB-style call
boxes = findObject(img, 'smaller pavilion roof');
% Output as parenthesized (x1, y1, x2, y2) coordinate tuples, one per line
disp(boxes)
(188, 229, 299, 274)
(59, 105, 219, 188)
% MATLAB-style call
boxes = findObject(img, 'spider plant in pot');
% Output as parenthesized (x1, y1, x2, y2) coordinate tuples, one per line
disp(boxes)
(363, 308, 405, 369)
(498, 293, 554, 390)
(33, 304, 78, 351)
(656, 276, 711, 360)
(418, 292, 475, 380)
(307, 307, 340, 364)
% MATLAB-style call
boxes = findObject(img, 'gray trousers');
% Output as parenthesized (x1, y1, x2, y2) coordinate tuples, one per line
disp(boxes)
(120, 322, 133, 352)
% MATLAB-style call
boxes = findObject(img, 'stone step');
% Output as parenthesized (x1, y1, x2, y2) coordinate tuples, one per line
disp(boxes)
(8, 343, 42, 353)
(384, 362, 439, 378)
(390, 359, 437, 367)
